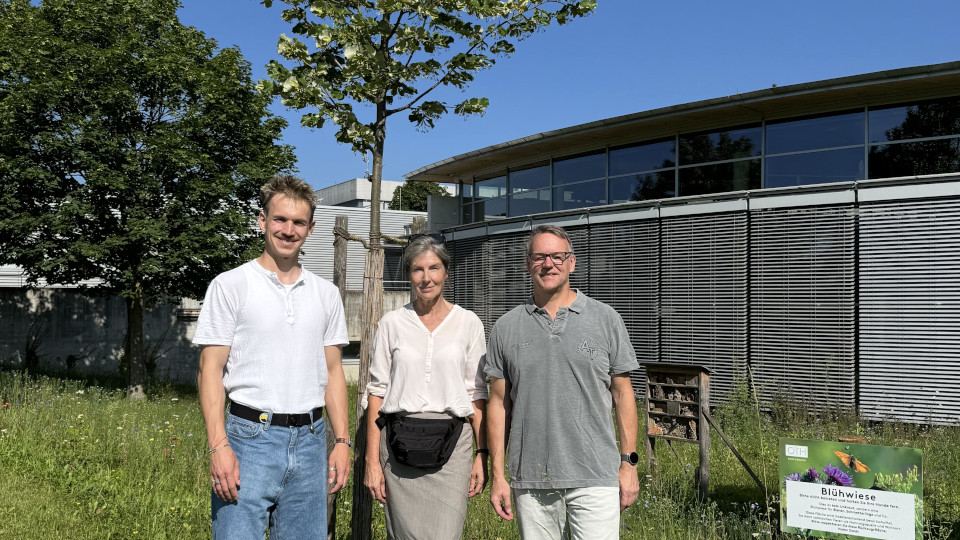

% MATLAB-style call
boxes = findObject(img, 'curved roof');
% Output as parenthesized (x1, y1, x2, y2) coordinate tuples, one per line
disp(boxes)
(406, 61, 960, 184)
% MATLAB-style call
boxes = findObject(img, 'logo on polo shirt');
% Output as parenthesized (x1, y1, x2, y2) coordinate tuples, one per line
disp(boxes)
(576, 339, 604, 361)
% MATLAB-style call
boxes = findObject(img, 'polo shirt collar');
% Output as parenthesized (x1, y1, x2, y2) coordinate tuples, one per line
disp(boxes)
(524, 289, 585, 314)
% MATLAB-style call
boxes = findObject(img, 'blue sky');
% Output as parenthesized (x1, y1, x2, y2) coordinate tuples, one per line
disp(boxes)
(179, 1, 960, 189)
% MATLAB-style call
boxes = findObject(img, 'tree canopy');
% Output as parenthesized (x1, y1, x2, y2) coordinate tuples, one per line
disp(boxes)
(0, 0, 296, 396)
(388, 181, 450, 211)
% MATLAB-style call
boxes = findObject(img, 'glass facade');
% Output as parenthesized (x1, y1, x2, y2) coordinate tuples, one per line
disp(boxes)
(460, 96, 960, 223)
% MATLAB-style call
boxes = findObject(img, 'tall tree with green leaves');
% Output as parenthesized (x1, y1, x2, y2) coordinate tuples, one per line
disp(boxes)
(389, 181, 450, 211)
(0, 0, 296, 398)
(258, 0, 596, 535)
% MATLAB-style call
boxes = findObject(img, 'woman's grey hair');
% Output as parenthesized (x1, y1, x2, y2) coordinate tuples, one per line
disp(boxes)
(526, 224, 575, 254)
(402, 235, 450, 278)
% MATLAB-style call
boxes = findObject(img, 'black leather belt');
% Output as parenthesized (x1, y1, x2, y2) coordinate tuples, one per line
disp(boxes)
(230, 402, 323, 427)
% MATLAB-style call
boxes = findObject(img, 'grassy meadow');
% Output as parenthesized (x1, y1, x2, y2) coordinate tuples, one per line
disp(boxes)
(0, 370, 957, 539)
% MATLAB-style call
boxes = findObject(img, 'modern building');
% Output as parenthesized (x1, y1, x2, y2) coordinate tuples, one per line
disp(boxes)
(408, 61, 960, 425)
(315, 176, 455, 210)
(315, 177, 404, 209)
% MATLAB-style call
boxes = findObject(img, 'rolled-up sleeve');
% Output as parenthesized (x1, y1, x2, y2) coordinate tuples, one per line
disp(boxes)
(463, 317, 488, 401)
(361, 317, 392, 409)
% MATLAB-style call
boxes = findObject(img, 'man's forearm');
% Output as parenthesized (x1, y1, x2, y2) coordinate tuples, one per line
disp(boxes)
(198, 346, 230, 447)
(611, 375, 638, 453)
(323, 345, 349, 439)
(487, 379, 511, 477)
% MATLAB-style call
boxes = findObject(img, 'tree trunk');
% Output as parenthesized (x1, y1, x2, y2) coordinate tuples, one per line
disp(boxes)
(350, 247, 384, 540)
(125, 287, 146, 400)
(351, 99, 387, 540)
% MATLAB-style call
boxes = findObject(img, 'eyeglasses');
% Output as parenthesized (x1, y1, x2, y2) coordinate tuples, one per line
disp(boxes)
(409, 233, 445, 245)
(527, 251, 574, 266)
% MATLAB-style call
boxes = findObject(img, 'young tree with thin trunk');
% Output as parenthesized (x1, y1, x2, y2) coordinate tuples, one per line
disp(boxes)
(0, 0, 295, 398)
(258, 0, 596, 535)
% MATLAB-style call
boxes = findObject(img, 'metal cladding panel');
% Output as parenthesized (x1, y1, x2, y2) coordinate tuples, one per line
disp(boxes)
(302, 207, 425, 290)
(449, 236, 488, 331)
(484, 232, 532, 333)
(749, 205, 856, 409)
(859, 198, 960, 425)
(660, 212, 748, 403)
(565, 225, 591, 296)
(587, 220, 659, 396)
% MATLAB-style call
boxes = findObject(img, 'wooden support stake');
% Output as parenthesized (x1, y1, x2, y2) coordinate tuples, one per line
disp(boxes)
(703, 410, 767, 497)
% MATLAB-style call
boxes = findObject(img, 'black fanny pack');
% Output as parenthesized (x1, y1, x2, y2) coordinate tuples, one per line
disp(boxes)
(377, 413, 465, 469)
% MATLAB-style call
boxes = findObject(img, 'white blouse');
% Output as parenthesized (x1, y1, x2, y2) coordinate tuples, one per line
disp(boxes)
(363, 304, 487, 417)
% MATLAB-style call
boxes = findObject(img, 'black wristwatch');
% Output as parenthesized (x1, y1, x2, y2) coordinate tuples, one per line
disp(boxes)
(620, 452, 639, 466)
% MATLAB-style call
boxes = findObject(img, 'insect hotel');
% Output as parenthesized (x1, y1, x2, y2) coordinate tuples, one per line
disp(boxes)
(643, 363, 711, 499)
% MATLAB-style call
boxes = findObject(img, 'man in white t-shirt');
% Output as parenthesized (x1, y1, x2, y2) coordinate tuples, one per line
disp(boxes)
(194, 174, 351, 539)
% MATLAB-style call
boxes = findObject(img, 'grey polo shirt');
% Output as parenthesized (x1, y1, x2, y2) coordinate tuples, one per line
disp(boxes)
(485, 291, 639, 490)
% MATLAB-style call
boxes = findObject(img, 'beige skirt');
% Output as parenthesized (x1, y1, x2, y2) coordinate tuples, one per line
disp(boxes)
(379, 412, 475, 540)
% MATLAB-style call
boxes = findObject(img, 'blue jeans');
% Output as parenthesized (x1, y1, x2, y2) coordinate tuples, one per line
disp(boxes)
(212, 412, 328, 540)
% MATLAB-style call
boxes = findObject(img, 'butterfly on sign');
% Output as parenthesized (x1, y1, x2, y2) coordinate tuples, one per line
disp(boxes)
(834, 450, 871, 473)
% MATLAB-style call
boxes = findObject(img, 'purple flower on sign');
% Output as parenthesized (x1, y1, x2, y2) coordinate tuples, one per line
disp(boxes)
(801, 468, 820, 482)
(824, 463, 853, 486)
(785, 473, 802, 482)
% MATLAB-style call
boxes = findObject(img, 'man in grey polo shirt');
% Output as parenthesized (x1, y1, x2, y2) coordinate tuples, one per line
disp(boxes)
(486, 224, 640, 540)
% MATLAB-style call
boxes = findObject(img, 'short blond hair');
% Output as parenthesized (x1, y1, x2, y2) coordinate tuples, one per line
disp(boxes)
(260, 174, 317, 220)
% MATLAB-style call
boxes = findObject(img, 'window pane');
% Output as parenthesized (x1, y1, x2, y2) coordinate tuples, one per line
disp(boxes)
(609, 139, 675, 175)
(553, 152, 606, 185)
(679, 125, 761, 165)
(462, 183, 473, 197)
(508, 188, 551, 216)
(509, 165, 549, 192)
(609, 171, 675, 203)
(766, 111, 864, 154)
(678, 159, 760, 196)
(552, 179, 607, 211)
(475, 175, 506, 199)
(765, 148, 864, 188)
(869, 138, 960, 179)
(462, 203, 474, 223)
(476, 197, 506, 219)
(869, 98, 960, 143)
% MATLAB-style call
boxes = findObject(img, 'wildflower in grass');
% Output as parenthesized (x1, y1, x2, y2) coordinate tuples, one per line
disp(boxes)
(824, 463, 853, 486)
(2, 402, 8, 407)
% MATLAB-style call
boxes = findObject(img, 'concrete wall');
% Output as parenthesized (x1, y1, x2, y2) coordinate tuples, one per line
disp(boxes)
(0, 288, 411, 383)
(0, 289, 200, 382)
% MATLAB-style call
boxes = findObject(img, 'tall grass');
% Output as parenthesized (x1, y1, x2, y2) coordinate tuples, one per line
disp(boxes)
(0, 370, 957, 539)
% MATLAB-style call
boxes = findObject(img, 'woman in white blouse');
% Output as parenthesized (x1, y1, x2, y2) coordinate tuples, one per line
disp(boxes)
(363, 234, 488, 539)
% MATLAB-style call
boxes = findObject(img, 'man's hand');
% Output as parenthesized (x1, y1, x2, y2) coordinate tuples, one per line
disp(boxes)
(490, 476, 513, 520)
(210, 446, 241, 503)
(619, 462, 640, 511)
(328, 442, 350, 493)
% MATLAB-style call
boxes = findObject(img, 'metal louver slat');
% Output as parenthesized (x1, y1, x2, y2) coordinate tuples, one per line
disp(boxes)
(587, 220, 659, 396)
(859, 198, 960, 425)
(660, 212, 748, 403)
(750, 205, 856, 410)
(450, 237, 487, 331)
(484, 232, 531, 334)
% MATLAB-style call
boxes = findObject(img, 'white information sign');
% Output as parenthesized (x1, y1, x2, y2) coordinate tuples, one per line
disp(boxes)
(785, 480, 915, 540)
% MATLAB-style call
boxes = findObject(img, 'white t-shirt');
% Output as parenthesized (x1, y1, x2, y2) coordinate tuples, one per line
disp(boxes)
(193, 260, 349, 413)
(363, 304, 487, 417)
